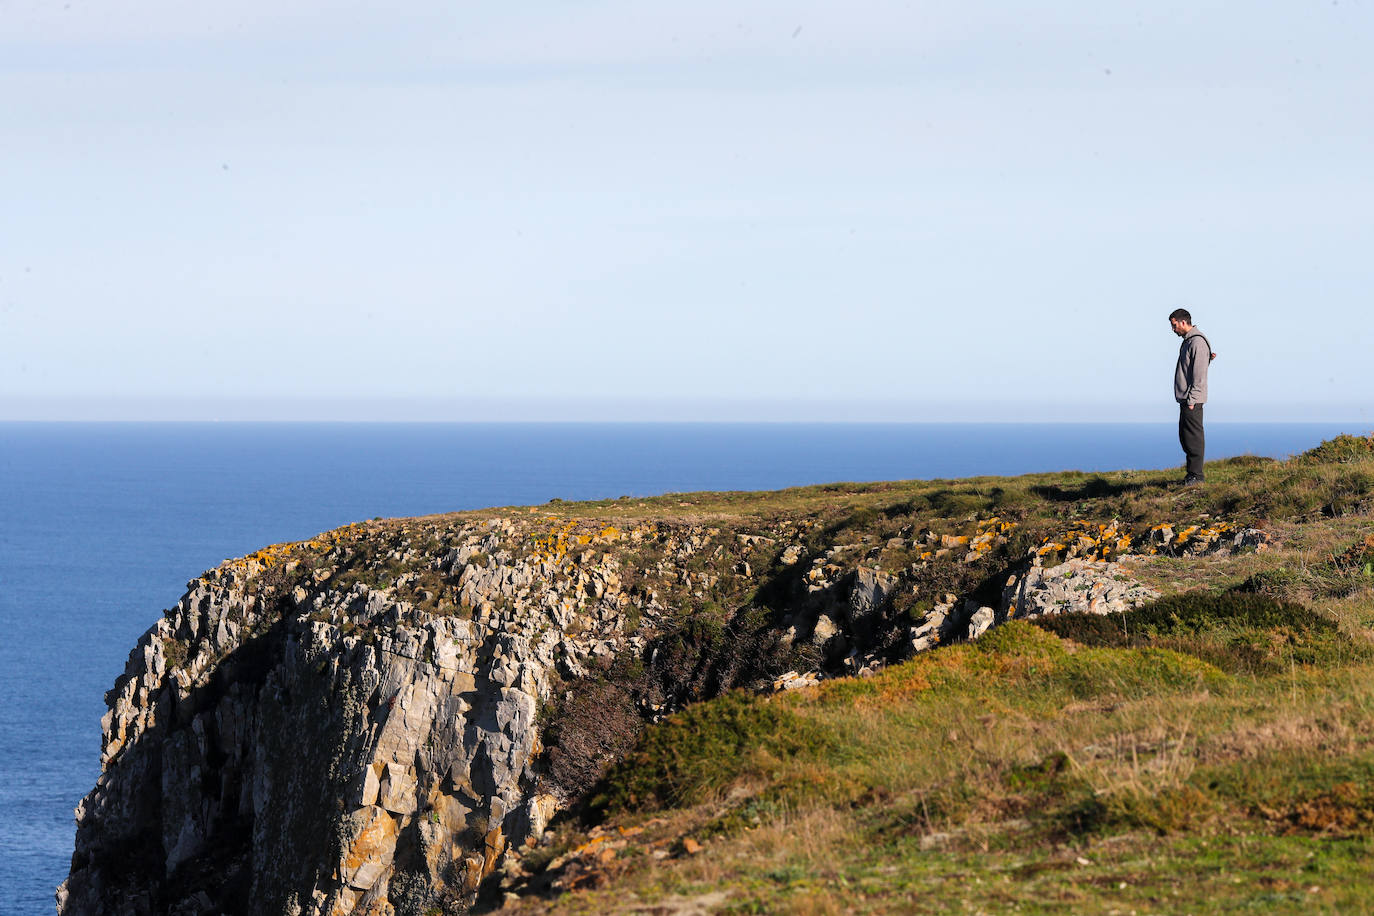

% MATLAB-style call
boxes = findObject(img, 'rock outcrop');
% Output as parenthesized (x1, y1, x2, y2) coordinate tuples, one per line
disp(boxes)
(62, 508, 1266, 914)
(1003, 558, 1161, 622)
(60, 518, 646, 916)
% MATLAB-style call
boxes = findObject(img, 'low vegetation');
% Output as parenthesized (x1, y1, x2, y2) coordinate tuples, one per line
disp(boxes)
(490, 435, 1374, 915)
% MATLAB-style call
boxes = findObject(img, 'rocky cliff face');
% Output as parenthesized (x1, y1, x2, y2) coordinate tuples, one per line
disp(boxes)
(60, 517, 647, 915)
(61, 509, 1263, 915)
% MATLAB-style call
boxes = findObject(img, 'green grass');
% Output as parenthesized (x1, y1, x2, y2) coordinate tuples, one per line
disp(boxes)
(511, 636, 1374, 912)
(392, 435, 1374, 914)
(207, 434, 1374, 914)
(329, 434, 1366, 542)
(1031, 593, 1369, 675)
(510, 605, 1374, 914)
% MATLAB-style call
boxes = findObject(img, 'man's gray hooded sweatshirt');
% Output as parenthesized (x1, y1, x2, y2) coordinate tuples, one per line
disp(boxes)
(1175, 328, 1211, 407)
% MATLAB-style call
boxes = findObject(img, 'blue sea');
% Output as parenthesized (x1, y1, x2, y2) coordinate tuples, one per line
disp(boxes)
(0, 421, 1365, 913)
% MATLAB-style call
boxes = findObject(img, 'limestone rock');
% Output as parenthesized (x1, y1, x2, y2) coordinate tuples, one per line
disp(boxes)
(811, 613, 841, 645)
(908, 594, 966, 653)
(966, 606, 996, 640)
(60, 518, 644, 916)
(1002, 559, 1161, 620)
(771, 670, 821, 691)
(60, 507, 1258, 914)
(845, 567, 895, 644)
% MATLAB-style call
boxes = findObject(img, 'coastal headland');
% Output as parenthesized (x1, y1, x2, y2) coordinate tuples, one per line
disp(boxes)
(62, 435, 1374, 914)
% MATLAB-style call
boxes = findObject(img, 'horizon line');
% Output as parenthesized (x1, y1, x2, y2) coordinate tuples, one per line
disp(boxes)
(4, 418, 1372, 427)
(3, 397, 1370, 425)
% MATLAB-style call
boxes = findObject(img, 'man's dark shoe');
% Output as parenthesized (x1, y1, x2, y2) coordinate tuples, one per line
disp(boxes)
(1183, 475, 1205, 487)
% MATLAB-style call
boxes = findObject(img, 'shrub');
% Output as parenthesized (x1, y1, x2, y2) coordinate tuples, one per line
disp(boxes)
(593, 691, 836, 814)
(645, 603, 801, 708)
(161, 637, 189, 669)
(974, 619, 1067, 659)
(1299, 434, 1374, 464)
(1032, 593, 1361, 675)
(1215, 453, 1276, 468)
(1321, 469, 1374, 516)
(544, 681, 644, 802)
(1234, 567, 1304, 598)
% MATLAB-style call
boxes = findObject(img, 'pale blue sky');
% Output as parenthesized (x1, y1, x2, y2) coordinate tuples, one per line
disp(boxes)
(2, 1, 1371, 422)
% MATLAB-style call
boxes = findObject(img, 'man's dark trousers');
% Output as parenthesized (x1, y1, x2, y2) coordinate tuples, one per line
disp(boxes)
(1179, 404, 1205, 479)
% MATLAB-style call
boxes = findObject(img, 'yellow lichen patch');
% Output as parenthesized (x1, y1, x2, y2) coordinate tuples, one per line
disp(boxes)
(243, 542, 294, 569)
(1038, 517, 1246, 561)
(217, 521, 378, 580)
(531, 519, 582, 563)
(972, 521, 1016, 552)
(273, 522, 365, 563)
(1035, 519, 1132, 562)
(942, 517, 1018, 564)
(976, 517, 1016, 537)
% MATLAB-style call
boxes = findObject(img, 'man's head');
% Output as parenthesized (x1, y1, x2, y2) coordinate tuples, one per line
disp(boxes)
(1168, 308, 1192, 337)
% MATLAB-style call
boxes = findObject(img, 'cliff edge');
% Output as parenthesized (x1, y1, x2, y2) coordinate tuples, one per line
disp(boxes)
(62, 437, 1374, 915)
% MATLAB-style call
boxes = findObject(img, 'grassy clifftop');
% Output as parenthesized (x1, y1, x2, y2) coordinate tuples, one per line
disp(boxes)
(101, 434, 1374, 914)
(484, 435, 1374, 915)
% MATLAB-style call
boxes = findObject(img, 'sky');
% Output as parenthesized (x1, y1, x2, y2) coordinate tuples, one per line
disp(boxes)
(2, 1, 1371, 423)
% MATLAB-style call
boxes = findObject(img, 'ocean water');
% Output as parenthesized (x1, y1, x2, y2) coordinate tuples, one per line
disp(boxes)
(0, 420, 1364, 913)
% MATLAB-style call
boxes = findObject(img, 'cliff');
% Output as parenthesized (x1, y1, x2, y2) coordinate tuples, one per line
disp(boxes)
(61, 437, 1374, 915)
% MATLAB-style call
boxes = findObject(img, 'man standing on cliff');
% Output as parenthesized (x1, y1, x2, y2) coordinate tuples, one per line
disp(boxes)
(1170, 308, 1215, 486)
